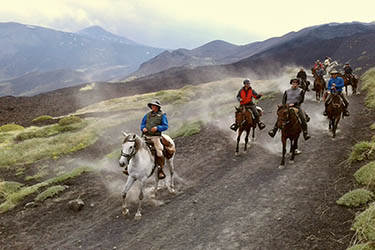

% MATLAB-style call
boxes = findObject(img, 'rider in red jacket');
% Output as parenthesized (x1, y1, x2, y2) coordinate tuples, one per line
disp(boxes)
(230, 78, 266, 131)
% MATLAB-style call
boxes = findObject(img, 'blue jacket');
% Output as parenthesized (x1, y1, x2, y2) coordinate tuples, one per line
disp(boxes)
(140, 112, 168, 133)
(327, 77, 344, 93)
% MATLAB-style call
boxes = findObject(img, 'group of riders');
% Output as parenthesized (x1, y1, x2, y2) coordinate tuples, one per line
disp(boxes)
(123, 58, 355, 179)
(230, 57, 355, 140)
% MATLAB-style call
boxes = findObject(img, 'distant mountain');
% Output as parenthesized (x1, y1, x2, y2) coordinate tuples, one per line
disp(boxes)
(127, 22, 375, 81)
(0, 22, 165, 96)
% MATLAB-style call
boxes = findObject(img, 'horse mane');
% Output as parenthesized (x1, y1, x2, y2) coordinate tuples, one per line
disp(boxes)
(123, 133, 144, 155)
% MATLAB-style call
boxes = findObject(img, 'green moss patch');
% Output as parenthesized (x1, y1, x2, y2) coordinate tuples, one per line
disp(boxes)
(0, 124, 24, 132)
(352, 204, 375, 242)
(336, 188, 374, 208)
(0, 181, 24, 199)
(32, 115, 54, 123)
(347, 243, 375, 250)
(349, 141, 375, 163)
(35, 185, 66, 202)
(58, 115, 82, 126)
(171, 120, 203, 138)
(362, 68, 375, 109)
(354, 162, 375, 187)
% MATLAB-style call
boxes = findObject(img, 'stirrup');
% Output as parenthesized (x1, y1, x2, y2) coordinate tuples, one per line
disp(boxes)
(323, 110, 328, 116)
(258, 122, 266, 130)
(268, 129, 276, 138)
(230, 124, 238, 131)
(344, 110, 350, 116)
(157, 167, 166, 179)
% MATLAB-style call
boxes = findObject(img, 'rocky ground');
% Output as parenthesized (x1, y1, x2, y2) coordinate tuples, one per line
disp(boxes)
(0, 83, 374, 249)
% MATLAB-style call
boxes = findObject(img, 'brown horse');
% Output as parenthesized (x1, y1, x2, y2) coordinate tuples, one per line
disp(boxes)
(234, 106, 256, 155)
(276, 104, 302, 166)
(341, 73, 358, 96)
(311, 68, 325, 101)
(326, 92, 344, 138)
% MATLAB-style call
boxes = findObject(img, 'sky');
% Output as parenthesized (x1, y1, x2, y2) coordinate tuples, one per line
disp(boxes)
(1, 0, 375, 49)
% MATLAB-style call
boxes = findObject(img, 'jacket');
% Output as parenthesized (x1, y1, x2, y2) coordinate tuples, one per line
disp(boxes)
(327, 77, 345, 93)
(236, 87, 262, 105)
(140, 111, 168, 136)
(282, 88, 305, 107)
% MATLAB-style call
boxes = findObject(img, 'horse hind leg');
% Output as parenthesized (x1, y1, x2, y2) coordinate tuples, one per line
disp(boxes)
(166, 157, 176, 194)
(251, 126, 256, 143)
(244, 130, 249, 152)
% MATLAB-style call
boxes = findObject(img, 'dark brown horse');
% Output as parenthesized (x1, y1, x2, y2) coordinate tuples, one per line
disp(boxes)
(341, 73, 358, 96)
(234, 106, 256, 155)
(326, 92, 344, 138)
(276, 104, 302, 166)
(311, 68, 325, 101)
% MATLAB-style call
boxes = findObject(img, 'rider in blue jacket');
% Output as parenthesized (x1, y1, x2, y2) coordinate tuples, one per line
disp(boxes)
(323, 70, 349, 116)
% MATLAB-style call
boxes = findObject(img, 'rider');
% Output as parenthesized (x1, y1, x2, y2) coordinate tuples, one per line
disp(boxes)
(296, 68, 310, 91)
(268, 78, 311, 140)
(323, 56, 332, 71)
(230, 78, 266, 131)
(343, 62, 354, 81)
(312, 60, 326, 90)
(140, 100, 168, 179)
(323, 70, 350, 117)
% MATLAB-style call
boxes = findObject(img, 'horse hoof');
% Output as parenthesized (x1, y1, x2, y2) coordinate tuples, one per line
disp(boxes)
(135, 212, 142, 220)
(122, 208, 129, 216)
(169, 188, 176, 194)
(235, 152, 240, 156)
(289, 160, 294, 164)
(294, 149, 302, 155)
(278, 165, 285, 169)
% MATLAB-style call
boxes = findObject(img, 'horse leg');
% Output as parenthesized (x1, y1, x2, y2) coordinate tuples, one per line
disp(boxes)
(235, 130, 242, 155)
(290, 139, 296, 162)
(251, 126, 256, 142)
(280, 137, 286, 167)
(122, 176, 136, 217)
(135, 180, 145, 219)
(244, 129, 249, 152)
(331, 118, 336, 138)
(166, 158, 176, 194)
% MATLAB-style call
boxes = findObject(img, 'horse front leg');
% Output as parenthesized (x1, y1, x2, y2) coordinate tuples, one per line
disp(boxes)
(122, 176, 136, 217)
(244, 129, 249, 152)
(290, 139, 297, 162)
(235, 130, 242, 155)
(331, 118, 336, 138)
(135, 180, 145, 220)
(280, 137, 286, 167)
(251, 126, 256, 142)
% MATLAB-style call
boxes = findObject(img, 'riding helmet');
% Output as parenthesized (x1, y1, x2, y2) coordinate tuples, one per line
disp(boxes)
(330, 70, 338, 74)
(147, 99, 161, 109)
(243, 78, 251, 85)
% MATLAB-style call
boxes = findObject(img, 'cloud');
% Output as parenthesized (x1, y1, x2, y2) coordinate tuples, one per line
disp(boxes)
(1, 0, 375, 49)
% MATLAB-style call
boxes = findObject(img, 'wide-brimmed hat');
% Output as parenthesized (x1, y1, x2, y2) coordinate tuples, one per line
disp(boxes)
(330, 70, 338, 74)
(147, 100, 161, 109)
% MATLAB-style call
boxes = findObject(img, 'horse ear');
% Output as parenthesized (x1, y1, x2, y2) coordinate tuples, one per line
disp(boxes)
(122, 131, 128, 137)
(277, 104, 282, 108)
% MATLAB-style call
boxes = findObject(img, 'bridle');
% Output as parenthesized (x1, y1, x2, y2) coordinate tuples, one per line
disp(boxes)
(277, 106, 292, 128)
(120, 138, 136, 162)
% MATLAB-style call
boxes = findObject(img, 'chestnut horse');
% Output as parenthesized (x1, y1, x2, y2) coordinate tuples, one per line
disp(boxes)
(276, 104, 302, 167)
(326, 92, 344, 138)
(341, 73, 358, 96)
(311, 68, 325, 101)
(234, 106, 256, 155)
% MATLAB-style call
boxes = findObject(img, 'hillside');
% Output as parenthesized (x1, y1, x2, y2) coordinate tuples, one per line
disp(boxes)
(1, 73, 375, 249)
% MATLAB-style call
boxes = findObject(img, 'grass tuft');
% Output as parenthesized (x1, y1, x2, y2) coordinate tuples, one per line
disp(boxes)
(171, 120, 203, 138)
(349, 141, 375, 163)
(347, 243, 375, 250)
(336, 188, 374, 208)
(352, 204, 375, 242)
(58, 115, 82, 126)
(361, 68, 375, 109)
(35, 185, 66, 202)
(32, 115, 54, 123)
(354, 162, 375, 187)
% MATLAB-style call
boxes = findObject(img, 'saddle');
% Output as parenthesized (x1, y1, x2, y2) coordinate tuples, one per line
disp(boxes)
(240, 105, 263, 120)
(144, 135, 176, 160)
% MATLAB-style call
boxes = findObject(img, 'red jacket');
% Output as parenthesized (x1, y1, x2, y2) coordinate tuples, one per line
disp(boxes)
(237, 87, 261, 105)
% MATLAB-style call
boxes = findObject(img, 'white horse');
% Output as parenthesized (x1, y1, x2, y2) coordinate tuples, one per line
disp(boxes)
(118, 132, 176, 219)
(325, 60, 339, 76)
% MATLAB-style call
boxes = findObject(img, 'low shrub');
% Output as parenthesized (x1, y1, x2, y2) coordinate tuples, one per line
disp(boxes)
(349, 141, 375, 163)
(171, 120, 203, 138)
(347, 243, 375, 250)
(336, 188, 374, 207)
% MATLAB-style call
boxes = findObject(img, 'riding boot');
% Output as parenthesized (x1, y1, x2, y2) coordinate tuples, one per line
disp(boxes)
(268, 122, 278, 138)
(155, 156, 166, 179)
(230, 123, 238, 131)
(305, 113, 310, 123)
(258, 121, 266, 130)
(122, 167, 129, 175)
(303, 130, 311, 140)
(343, 106, 350, 116)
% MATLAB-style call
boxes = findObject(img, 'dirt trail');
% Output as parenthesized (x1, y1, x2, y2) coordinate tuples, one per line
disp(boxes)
(1, 91, 373, 250)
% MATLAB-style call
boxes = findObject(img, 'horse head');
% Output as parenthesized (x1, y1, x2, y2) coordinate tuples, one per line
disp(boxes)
(276, 104, 291, 129)
(119, 132, 141, 168)
(330, 93, 342, 109)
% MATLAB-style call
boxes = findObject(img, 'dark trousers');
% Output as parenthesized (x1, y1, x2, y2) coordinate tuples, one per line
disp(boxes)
(242, 103, 259, 122)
